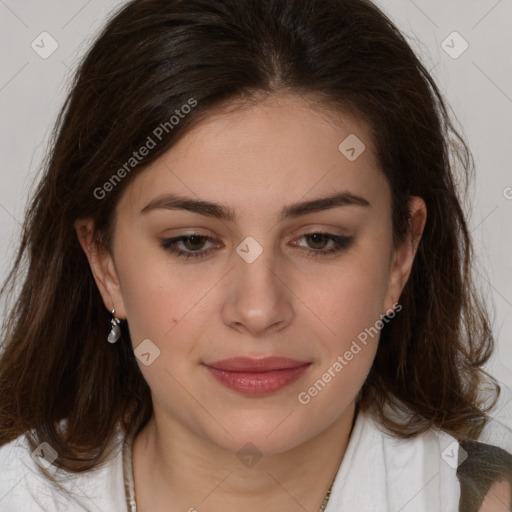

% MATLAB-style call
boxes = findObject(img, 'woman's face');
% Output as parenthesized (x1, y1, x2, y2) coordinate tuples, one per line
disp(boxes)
(81, 93, 425, 454)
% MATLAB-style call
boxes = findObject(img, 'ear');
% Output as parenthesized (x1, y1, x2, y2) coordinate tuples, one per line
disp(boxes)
(382, 196, 427, 313)
(74, 218, 127, 319)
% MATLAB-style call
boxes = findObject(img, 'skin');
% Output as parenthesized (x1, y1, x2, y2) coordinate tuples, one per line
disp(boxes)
(75, 93, 426, 511)
(478, 480, 512, 512)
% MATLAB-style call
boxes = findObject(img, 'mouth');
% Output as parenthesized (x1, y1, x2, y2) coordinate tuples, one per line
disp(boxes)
(202, 357, 312, 396)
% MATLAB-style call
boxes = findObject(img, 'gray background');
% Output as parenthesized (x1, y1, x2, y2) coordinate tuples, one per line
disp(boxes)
(1, 0, 511, 425)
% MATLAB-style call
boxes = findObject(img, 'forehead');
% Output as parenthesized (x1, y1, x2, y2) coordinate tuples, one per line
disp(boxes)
(119, 93, 389, 219)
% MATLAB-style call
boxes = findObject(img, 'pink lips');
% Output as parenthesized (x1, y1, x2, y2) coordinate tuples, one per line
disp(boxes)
(203, 357, 311, 395)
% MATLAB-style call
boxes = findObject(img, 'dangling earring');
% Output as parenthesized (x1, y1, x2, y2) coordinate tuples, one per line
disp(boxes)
(107, 308, 122, 344)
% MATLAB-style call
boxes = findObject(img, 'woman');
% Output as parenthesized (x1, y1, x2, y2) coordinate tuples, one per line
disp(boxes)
(0, 0, 511, 510)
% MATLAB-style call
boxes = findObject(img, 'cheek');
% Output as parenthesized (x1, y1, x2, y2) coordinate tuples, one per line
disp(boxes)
(118, 260, 212, 407)
(305, 254, 391, 344)
(294, 264, 389, 418)
(301, 278, 383, 392)
(113, 224, 216, 339)
(110, 228, 392, 450)
(117, 225, 392, 352)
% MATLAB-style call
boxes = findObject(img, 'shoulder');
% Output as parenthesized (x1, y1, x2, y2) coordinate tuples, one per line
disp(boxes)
(457, 438, 512, 512)
(327, 407, 463, 511)
(336, 406, 511, 511)
(0, 432, 52, 510)
(0, 427, 127, 512)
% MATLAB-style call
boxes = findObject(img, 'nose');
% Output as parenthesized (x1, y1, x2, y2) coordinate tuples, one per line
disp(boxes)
(221, 240, 295, 337)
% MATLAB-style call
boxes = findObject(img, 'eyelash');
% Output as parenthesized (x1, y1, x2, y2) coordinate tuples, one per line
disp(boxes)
(160, 232, 354, 260)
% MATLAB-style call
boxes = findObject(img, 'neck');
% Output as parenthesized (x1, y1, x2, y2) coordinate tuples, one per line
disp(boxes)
(132, 402, 357, 512)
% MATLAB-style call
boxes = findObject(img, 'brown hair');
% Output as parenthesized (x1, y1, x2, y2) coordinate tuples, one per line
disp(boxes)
(0, 0, 499, 477)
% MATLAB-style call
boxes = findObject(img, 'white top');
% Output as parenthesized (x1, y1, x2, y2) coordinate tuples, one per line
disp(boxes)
(0, 407, 488, 512)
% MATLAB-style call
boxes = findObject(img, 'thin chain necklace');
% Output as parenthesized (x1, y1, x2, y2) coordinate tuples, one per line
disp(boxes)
(122, 433, 336, 512)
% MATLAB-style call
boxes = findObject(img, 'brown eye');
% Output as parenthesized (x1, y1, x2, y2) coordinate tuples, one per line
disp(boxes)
(304, 233, 331, 250)
(181, 235, 208, 251)
(160, 234, 218, 259)
(291, 232, 355, 257)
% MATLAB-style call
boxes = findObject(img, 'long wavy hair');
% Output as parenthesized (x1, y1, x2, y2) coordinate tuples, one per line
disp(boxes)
(0, 0, 499, 477)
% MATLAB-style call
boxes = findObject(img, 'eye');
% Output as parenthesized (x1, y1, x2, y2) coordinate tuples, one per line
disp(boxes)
(160, 234, 218, 259)
(160, 231, 354, 260)
(291, 232, 354, 257)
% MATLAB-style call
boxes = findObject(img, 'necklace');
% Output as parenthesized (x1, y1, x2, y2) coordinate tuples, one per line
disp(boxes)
(122, 432, 335, 512)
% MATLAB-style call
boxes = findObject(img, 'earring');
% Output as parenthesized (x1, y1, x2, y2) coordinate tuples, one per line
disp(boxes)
(107, 308, 122, 344)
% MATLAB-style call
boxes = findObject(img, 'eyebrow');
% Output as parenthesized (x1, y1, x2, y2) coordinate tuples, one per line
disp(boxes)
(140, 190, 370, 222)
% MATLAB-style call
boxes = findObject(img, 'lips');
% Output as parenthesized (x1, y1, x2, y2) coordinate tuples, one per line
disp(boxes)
(203, 357, 311, 395)
(205, 356, 309, 372)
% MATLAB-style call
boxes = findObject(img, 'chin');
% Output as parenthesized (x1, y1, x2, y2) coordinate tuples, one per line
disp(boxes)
(200, 412, 318, 457)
